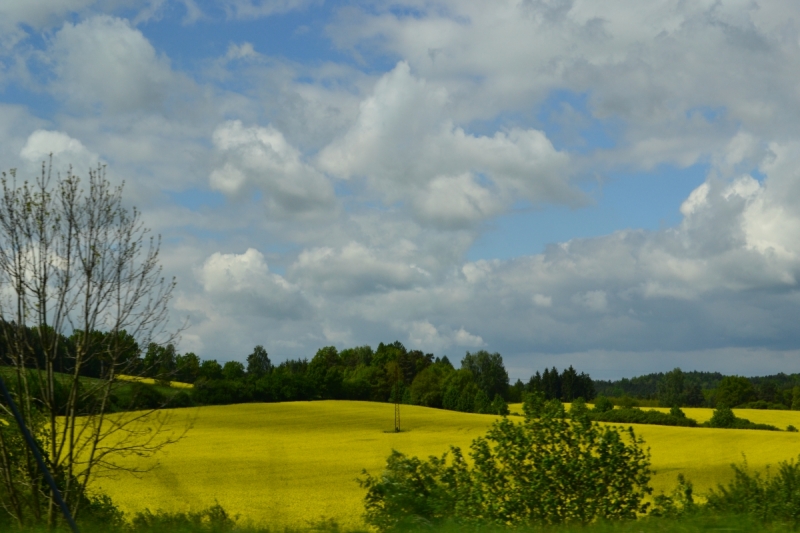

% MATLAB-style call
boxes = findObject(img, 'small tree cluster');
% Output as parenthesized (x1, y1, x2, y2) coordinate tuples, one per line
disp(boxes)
(526, 365, 596, 402)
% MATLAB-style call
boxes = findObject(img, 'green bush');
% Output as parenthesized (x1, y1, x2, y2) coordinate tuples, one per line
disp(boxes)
(359, 400, 652, 530)
(592, 395, 615, 413)
(489, 393, 509, 415)
(704, 406, 780, 431)
(650, 474, 696, 518)
(130, 503, 238, 533)
(705, 456, 800, 528)
(589, 408, 698, 427)
(569, 397, 589, 419)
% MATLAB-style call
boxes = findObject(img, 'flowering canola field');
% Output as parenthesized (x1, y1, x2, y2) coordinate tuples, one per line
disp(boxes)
(93, 401, 800, 530)
(116, 374, 194, 389)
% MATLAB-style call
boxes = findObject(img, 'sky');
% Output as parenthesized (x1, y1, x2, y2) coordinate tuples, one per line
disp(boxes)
(2, 0, 800, 380)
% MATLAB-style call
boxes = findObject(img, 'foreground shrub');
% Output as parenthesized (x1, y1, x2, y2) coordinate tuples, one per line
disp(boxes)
(130, 503, 238, 533)
(705, 456, 800, 528)
(359, 404, 652, 531)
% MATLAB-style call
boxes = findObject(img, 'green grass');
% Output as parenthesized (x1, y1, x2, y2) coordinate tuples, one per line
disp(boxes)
(22, 512, 800, 533)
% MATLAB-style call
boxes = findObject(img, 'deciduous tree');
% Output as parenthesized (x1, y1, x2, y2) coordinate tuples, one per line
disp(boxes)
(0, 161, 182, 528)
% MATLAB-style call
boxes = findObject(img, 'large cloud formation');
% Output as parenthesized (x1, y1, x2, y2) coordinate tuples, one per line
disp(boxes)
(3, 1, 800, 378)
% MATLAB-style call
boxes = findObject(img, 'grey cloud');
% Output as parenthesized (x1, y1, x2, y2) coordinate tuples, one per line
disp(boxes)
(290, 241, 432, 295)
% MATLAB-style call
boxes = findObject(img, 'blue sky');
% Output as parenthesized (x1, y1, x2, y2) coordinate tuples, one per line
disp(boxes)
(2, 0, 800, 380)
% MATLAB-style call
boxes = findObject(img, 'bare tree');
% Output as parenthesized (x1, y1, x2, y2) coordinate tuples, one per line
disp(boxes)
(0, 159, 184, 528)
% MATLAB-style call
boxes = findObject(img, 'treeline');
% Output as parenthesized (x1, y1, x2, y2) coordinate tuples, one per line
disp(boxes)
(0, 320, 601, 415)
(170, 342, 518, 415)
(596, 367, 800, 410)
(137, 344, 600, 418)
(0, 321, 142, 380)
(594, 370, 726, 399)
(150, 342, 601, 415)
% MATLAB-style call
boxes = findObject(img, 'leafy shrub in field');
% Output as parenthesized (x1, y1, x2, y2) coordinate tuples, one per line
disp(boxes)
(359, 402, 652, 530)
(704, 406, 780, 431)
(650, 474, 697, 518)
(588, 407, 699, 427)
(130, 503, 238, 533)
(592, 395, 615, 413)
(705, 456, 800, 528)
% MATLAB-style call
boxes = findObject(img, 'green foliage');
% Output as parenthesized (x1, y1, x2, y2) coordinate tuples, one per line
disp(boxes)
(737, 400, 789, 410)
(792, 386, 800, 411)
(527, 366, 595, 402)
(592, 395, 615, 413)
(684, 384, 706, 407)
(650, 474, 696, 519)
(175, 352, 201, 383)
(246, 345, 272, 378)
(589, 408, 698, 427)
(193, 379, 253, 405)
(716, 376, 755, 408)
(705, 406, 780, 431)
(130, 503, 238, 532)
(657, 368, 685, 407)
(708, 405, 736, 427)
(142, 343, 177, 380)
(410, 363, 453, 408)
(706, 456, 800, 528)
(199, 360, 223, 381)
(473, 389, 491, 414)
(617, 395, 639, 409)
(522, 390, 545, 418)
(669, 406, 686, 418)
(118, 382, 168, 411)
(489, 393, 509, 416)
(569, 397, 589, 419)
(339, 345, 374, 368)
(460, 350, 509, 400)
(441, 370, 478, 412)
(222, 361, 246, 381)
(360, 402, 652, 530)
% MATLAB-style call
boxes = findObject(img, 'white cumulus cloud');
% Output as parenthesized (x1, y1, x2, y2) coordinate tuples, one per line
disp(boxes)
(210, 120, 336, 216)
(317, 62, 576, 228)
(49, 16, 181, 113)
(198, 248, 311, 319)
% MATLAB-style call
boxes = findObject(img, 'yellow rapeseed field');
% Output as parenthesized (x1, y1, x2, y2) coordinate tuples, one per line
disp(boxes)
(116, 374, 194, 389)
(92, 401, 800, 530)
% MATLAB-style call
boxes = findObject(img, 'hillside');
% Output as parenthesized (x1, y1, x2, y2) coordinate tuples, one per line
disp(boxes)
(92, 401, 800, 529)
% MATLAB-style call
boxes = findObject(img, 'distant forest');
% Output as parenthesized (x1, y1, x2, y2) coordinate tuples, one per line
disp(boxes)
(2, 319, 798, 412)
(594, 369, 800, 409)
